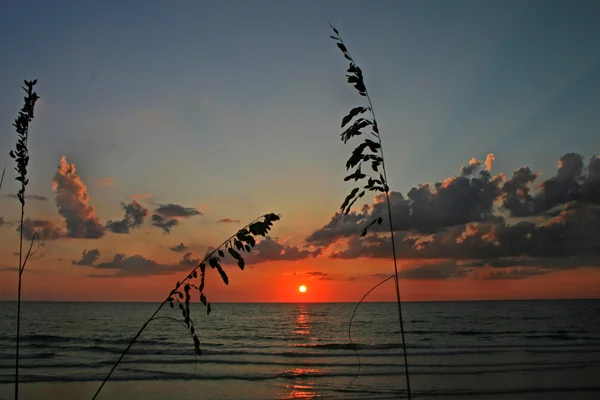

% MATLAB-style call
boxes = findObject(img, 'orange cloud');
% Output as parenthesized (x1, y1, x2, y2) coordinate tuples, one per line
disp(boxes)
(485, 153, 495, 171)
(52, 156, 104, 239)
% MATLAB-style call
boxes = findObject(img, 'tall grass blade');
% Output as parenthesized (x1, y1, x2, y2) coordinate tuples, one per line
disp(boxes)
(329, 26, 412, 398)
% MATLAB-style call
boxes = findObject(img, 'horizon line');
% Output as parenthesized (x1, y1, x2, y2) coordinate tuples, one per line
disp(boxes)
(0, 297, 598, 304)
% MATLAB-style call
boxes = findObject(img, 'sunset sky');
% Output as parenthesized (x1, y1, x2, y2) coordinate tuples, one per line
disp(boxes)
(1, 0, 600, 302)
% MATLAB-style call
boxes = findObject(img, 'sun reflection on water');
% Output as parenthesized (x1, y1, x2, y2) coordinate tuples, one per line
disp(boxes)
(278, 368, 323, 399)
(277, 306, 324, 398)
(293, 305, 311, 336)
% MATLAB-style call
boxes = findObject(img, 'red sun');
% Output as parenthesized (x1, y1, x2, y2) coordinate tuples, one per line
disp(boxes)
(298, 285, 307, 293)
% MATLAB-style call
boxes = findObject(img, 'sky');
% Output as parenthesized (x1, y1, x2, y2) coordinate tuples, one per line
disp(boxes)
(1, 0, 600, 302)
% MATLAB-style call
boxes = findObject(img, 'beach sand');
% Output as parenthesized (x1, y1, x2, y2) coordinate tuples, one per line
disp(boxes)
(1, 381, 599, 400)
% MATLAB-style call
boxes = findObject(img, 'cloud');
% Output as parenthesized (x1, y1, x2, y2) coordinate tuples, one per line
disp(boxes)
(90, 252, 198, 277)
(309, 152, 600, 279)
(370, 259, 559, 281)
(206, 236, 321, 266)
(398, 260, 470, 280)
(169, 242, 188, 252)
(97, 177, 116, 187)
(106, 200, 149, 234)
(0, 217, 6, 227)
(217, 218, 241, 224)
(154, 204, 202, 218)
(328, 200, 600, 280)
(151, 204, 202, 233)
(485, 154, 495, 171)
(176, 252, 200, 268)
(72, 249, 100, 266)
(249, 236, 322, 263)
(501, 153, 600, 216)
(307, 158, 504, 245)
(4, 194, 48, 201)
(500, 166, 540, 217)
(309, 153, 600, 248)
(20, 218, 64, 241)
(151, 214, 179, 234)
(52, 156, 105, 238)
(477, 267, 553, 280)
(287, 271, 332, 280)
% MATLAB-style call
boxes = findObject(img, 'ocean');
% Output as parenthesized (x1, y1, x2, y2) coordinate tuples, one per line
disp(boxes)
(0, 300, 599, 399)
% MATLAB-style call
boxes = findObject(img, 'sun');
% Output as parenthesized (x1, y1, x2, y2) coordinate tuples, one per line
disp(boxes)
(298, 285, 307, 293)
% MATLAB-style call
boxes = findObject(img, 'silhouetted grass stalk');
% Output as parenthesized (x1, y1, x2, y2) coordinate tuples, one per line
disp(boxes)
(0, 167, 6, 192)
(92, 213, 280, 400)
(10, 80, 39, 400)
(329, 26, 411, 398)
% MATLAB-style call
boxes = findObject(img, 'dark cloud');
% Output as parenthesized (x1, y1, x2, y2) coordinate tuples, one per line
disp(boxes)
(151, 214, 179, 234)
(460, 154, 494, 176)
(52, 156, 105, 238)
(309, 153, 600, 247)
(176, 252, 200, 268)
(72, 249, 100, 266)
(20, 218, 64, 241)
(332, 202, 600, 261)
(206, 236, 321, 265)
(106, 200, 149, 234)
(370, 260, 562, 281)
(288, 271, 332, 280)
(169, 242, 188, 252)
(0, 217, 6, 227)
(154, 204, 202, 218)
(502, 153, 600, 216)
(330, 201, 600, 280)
(150, 204, 202, 233)
(4, 194, 48, 201)
(398, 261, 471, 280)
(217, 218, 241, 224)
(91, 252, 197, 277)
(500, 167, 539, 217)
(308, 152, 600, 280)
(478, 267, 554, 280)
(307, 157, 505, 245)
(250, 236, 322, 263)
(94, 254, 167, 276)
(461, 255, 600, 270)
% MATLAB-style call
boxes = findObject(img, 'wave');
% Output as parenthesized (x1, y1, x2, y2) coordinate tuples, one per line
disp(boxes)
(0, 334, 229, 350)
(3, 356, 599, 371)
(4, 363, 600, 384)
(403, 328, 594, 336)
(3, 341, 599, 362)
(294, 341, 600, 351)
(0, 351, 54, 360)
(295, 343, 408, 350)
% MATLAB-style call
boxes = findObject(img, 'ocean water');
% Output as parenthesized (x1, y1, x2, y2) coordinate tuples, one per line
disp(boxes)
(0, 300, 599, 399)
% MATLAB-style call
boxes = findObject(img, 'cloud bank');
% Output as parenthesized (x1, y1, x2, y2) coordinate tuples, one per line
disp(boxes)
(308, 153, 600, 280)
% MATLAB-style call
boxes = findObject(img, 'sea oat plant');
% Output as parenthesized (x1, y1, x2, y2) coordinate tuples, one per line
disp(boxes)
(329, 26, 412, 398)
(92, 213, 281, 399)
(9, 79, 40, 400)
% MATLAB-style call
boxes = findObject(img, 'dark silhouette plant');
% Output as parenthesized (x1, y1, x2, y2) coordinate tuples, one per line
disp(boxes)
(0, 166, 6, 192)
(9, 79, 40, 400)
(92, 212, 281, 400)
(329, 26, 412, 398)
